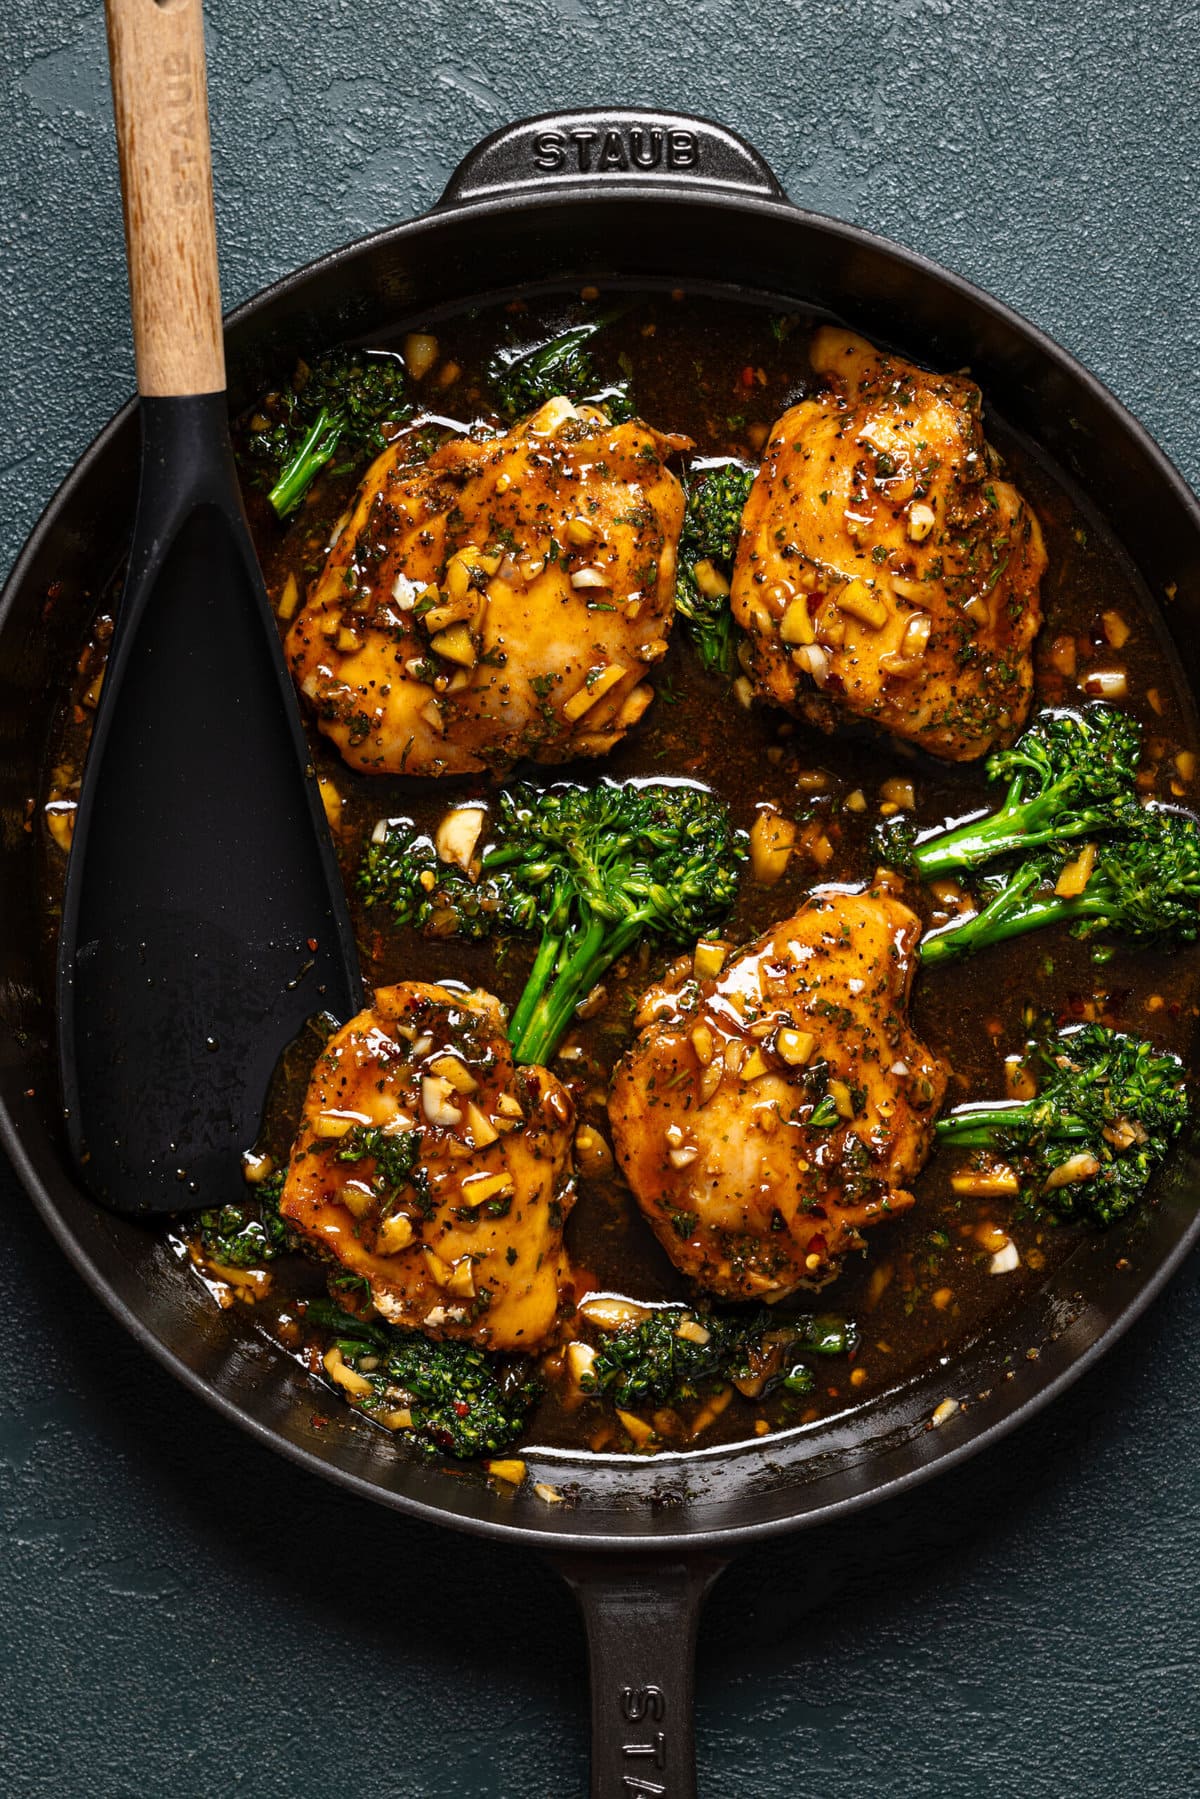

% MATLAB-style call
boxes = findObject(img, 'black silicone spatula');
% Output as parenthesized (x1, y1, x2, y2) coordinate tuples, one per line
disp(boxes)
(57, 0, 361, 1215)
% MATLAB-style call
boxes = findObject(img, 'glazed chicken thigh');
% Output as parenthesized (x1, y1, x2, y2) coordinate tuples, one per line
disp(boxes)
(280, 983, 575, 1351)
(608, 886, 947, 1301)
(731, 327, 1046, 761)
(286, 398, 688, 775)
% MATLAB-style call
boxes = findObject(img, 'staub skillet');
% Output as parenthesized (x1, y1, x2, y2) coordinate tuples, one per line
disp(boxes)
(2, 105, 1200, 1795)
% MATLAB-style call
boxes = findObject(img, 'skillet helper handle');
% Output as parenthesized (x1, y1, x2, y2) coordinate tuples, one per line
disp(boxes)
(104, 0, 225, 397)
(439, 107, 786, 207)
(556, 1555, 727, 1799)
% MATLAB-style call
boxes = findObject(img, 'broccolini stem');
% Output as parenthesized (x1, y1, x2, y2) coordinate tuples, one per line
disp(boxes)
(511, 912, 646, 1066)
(935, 1101, 1091, 1147)
(909, 775, 1064, 877)
(919, 864, 1109, 963)
(507, 929, 565, 1052)
(267, 407, 342, 517)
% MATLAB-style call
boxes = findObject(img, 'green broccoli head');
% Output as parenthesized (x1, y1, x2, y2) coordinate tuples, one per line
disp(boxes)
(675, 461, 755, 676)
(583, 1307, 728, 1406)
(1031, 1024, 1190, 1222)
(359, 780, 747, 1064)
(987, 704, 1141, 805)
(902, 704, 1144, 879)
(581, 1304, 859, 1412)
(487, 316, 634, 423)
(242, 348, 411, 518)
(308, 1300, 540, 1459)
(937, 1022, 1189, 1226)
(921, 806, 1200, 964)
(1068, 806, 1200, 943)
(357, 819, 506, 938)
(199, 1170, 290, 1267)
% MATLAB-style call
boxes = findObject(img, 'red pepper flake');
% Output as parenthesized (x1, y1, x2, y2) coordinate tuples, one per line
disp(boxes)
(740, 365, 756, 388)
(311, 1414, 329, 1429)
(307, 937, 319, 952)
(454, 1400, 470, 1418)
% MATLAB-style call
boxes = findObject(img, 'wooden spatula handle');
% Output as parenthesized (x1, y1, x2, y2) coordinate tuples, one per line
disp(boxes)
(104, 0, 225, 397)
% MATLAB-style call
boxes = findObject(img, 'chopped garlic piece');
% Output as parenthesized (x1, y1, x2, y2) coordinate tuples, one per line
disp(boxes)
(563, 662, 625, 721)
(578, 1295, 650, 1330)
(421, 1076, 462, 1128)
(435, 805, 486, 872)
(838, 578, 888, 629)
(487, 1458, 526, 1484)
(323, 1345, 374, 1399)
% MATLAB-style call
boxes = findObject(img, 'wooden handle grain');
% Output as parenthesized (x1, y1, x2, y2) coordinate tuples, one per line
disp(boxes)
(105, 0, 225, 397)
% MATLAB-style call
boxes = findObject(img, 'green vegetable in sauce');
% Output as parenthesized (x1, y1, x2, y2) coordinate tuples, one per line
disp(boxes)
(936, 1022, 1189, 1224)
(358, 779, 747, 1066)
(242, 348, 411, 518)
(307, 1301, 540, 1459)
(198, 1170, 291, 1267)
(487, 314, 634, 422)
(674, 461, 756, 676)
(879, 705, 1143, 878)
(920, 806, 1200, 964)
(581, 1305, 859, 1410)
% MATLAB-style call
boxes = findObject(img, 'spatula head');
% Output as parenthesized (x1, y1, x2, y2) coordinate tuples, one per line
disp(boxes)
(58, 396, 361, 1215)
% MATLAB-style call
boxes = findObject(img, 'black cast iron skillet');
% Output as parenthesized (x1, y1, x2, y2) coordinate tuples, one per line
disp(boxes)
(3, 108, 1200, 1795)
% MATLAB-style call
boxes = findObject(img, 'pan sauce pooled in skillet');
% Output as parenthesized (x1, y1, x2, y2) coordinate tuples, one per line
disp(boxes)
(42, 291, 1200, 1463)
(280, 982, 576, 1351)
(286, 398, 689, 775)
(608, 886, 947, 1300)
(731, 326, 1047, 761)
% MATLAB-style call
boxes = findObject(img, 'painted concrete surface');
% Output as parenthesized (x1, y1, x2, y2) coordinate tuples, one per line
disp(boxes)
(1, 1, 1198, 1793)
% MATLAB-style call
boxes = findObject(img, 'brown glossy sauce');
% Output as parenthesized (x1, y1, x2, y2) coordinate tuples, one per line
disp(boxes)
(41, 291, 1200, 1458)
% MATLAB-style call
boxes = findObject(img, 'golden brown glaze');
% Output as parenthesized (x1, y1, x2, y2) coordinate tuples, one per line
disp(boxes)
(280, 983, 575, 1351)
(286, 398, 689, 775)
(608, 887, 948, 1301)
(731, 326, 1046, 761)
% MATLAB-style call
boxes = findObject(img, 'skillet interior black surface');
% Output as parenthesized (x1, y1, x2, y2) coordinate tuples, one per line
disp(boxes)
(3, 110, 1200, 1561)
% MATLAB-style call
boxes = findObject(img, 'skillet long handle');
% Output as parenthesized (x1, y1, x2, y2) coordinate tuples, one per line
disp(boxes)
(555, 1554, 728, 1799)
(104, 0, 225, 397)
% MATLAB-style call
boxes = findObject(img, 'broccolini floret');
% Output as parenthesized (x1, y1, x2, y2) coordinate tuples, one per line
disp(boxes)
(198, 1170, 290, 1267)
(242, 348, 410, 518)
(936, 1023, 1188, 1224)
(881, 706, 1143, 878)
(487, 314, 633, 421)
(308, 1301, 539, 1458)
(920, 807, 1200, 964)
(674, 461, 755, 676)
(359, 780, 747, 1065)
(581, 1305, 858, 1409)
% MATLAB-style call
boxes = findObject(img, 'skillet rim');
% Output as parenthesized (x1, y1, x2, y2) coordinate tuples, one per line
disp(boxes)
(3, 177, 1200, 1553)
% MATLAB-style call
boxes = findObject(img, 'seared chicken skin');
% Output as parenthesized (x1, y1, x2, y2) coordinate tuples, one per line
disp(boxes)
(731, 327, 1047, 762)
(280, 983, 575, 1351)
(608, 888, 947, 1301)
(286, 399, 688, 775)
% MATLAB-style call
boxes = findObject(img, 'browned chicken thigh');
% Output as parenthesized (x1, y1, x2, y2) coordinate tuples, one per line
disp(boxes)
(731, 327, 1046, 761)
(281, 983, 575, 1351)
(286, 398, 688, 775)
(608, 886, 947, 1301)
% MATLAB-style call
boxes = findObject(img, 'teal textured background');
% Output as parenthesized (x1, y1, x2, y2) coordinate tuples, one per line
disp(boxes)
(2, 3, 1199, 1794)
